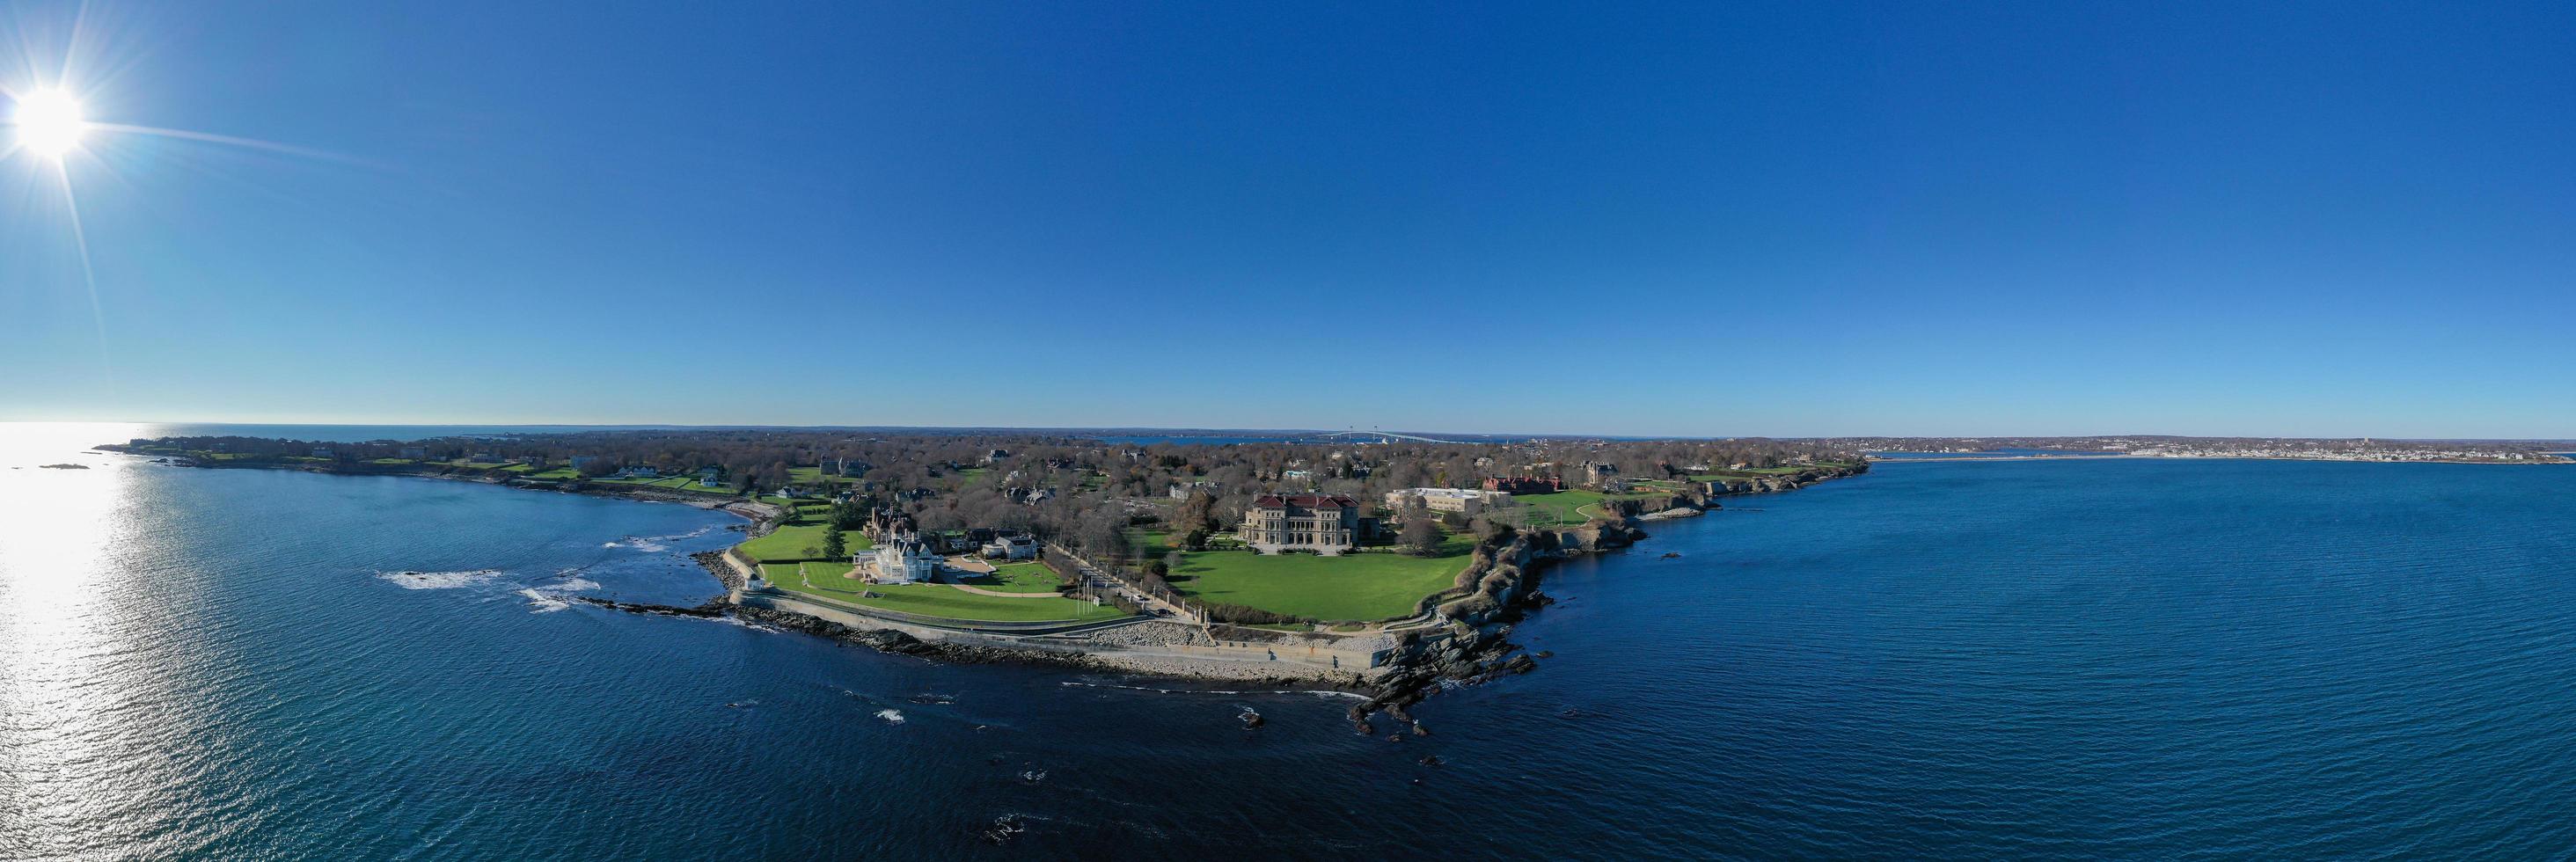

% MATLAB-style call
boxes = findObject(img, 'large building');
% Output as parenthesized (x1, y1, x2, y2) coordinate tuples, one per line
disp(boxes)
(981, 533, 1039, 560)
(867, 531, 943, 582)
(1240, 493, 1366, 555)
(1382, 487, 1511, 514)
(1482, 476, 1563, 494)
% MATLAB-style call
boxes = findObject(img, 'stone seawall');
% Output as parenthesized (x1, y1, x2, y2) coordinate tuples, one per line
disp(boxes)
(734, 592, 1387, 685)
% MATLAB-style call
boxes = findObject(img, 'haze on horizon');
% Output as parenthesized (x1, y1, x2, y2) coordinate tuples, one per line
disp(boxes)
(4, 2, 2572, 440)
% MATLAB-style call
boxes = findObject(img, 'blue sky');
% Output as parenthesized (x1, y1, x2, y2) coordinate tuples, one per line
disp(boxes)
(4, 2, 2572, 437)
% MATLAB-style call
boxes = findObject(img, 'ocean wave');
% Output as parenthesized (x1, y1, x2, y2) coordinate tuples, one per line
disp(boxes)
(377, 569, 503, 589)
(875, 709, 906, 725)
(517, 588, 572, 613)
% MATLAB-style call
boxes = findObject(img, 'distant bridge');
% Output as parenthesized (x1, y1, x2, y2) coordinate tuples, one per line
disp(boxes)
(1309, 429, 1471, 445)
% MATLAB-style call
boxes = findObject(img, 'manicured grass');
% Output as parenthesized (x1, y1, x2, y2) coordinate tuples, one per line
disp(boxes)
(526, 467, 581, 480)
(1507, 489, 1608, 525)
(765, 563, 1121, 623)
(1166, 534, 1475, 621)
(962, 561, 1065, 594)
(737, 509, 873, 563)
(1504, 488, 1668, 523)
(1123, 528, 1177, 557)
(785, 466, 856, 489)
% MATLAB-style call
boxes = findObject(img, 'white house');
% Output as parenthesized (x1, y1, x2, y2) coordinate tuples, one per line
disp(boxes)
(981, 534, 1039, 560)
(868, 532, 943, 582)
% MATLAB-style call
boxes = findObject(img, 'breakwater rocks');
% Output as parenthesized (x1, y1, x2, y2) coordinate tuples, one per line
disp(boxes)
(732, 604, 951, 657)
(575, 595, 728, 617)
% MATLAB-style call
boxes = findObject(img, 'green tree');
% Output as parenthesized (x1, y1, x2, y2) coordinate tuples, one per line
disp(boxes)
(823, 526, 847, 559)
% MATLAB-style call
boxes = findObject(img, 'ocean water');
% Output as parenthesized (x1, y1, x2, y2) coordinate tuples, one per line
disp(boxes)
(8, 423, 2576, 858)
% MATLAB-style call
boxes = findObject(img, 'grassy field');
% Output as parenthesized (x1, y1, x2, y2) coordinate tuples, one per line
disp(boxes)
(586, 473, 740, 495)
(1123, 528, 1177, 558)
(738, 521, 873, 562)
(785, 466, 858, 489)
(1166, 534, 1475, 621)
(1507, 489, 1609, 525)
(1503, 488, 1674, 524)
(962, 561, 1065, 594)
(764, 562, 1120, 623)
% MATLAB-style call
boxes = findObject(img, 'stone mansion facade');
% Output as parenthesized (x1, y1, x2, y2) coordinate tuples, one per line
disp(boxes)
(1239, 493, 1367, 555)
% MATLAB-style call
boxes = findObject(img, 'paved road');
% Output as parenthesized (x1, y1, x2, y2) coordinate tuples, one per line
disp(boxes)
(1045, 543, 1194, 620)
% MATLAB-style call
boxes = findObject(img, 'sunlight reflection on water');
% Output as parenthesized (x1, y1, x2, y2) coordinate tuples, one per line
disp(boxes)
(0, 422, 171, 855)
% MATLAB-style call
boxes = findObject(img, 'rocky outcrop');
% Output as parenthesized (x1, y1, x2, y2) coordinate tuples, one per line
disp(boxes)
(1353, 464, 1870, 730)
(1702, 461, 1870, 495)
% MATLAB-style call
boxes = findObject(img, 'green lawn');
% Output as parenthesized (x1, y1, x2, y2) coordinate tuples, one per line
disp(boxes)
(785, 466, 857, 489)
(1503, 488, 1671, 523)
(586, 473, 740, 494)
(738, 521, 873, 562)
(1166, 534, 1475, 621)
(1124, 528, 1177, 558)
(764, 563, 1120, 623)
(1507, 489, 1608, 525)
(962, 561, 1065, 594)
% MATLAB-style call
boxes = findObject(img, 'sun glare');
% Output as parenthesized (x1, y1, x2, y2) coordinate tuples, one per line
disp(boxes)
(13, 89, 89, 157)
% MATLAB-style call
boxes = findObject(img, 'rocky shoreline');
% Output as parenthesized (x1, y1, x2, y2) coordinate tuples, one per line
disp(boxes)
(142, 446, 1864, 727)
(1347, 461, 1870, 732)
(662, 464, 1867, 732)
(666, 551, 1374, 690)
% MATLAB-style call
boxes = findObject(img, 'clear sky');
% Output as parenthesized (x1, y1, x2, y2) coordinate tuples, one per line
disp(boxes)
(4, 2, 2572, 438)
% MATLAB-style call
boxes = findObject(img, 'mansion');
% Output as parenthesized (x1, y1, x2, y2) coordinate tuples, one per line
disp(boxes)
(866, 531, 944, 582)
(1239, 493, 1370, 555)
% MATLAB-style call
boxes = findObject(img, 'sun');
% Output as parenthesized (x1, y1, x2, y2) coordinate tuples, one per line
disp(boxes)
(12, 89, 89, 157)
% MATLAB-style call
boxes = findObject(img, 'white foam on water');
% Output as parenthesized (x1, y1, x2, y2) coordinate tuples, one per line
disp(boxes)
(875, 709, 905, 725)
(378, 569, 503, 590)
(518, 588, 572, 613)
(553, 577, 602, 591)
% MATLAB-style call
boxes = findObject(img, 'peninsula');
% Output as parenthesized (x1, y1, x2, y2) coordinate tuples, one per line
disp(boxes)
(102, 428, 1866, 721)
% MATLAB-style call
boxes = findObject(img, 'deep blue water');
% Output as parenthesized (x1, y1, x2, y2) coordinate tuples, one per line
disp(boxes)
(10, 425, 2576, 858)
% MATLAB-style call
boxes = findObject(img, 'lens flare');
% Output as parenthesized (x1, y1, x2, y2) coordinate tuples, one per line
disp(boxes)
(13, 89, 89, 157)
